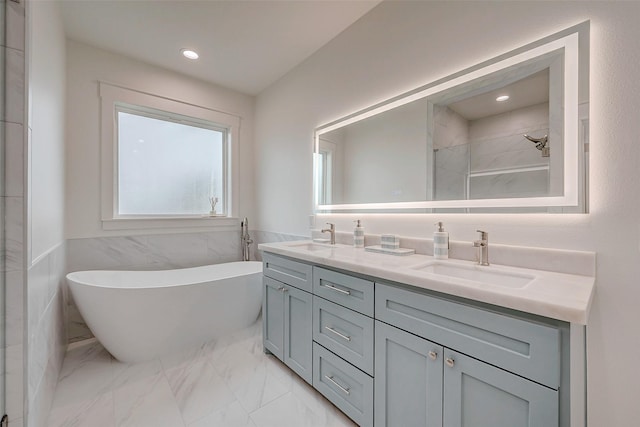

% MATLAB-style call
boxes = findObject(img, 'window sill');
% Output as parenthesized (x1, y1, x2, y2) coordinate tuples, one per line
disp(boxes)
(102, 216, 239, 231)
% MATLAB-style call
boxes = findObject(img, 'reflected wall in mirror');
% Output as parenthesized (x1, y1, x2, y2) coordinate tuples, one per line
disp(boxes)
(314, 22, 589, 213)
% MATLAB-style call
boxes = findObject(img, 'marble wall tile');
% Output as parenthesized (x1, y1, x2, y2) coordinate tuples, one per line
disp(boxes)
(206, 230, 242, 264)
(5, 269, 24, 347)
(6, 343, 24, 420)
(28, 316, 47, 406)
(3, 196, 24, 271)
(253, 231, 307, 262)
(470, 169, 549, 199)
(27, 244, 68, 427)
(27, 258, 50, 342)
(5, 0, 26, 51)
(1, 46, 25, 125)
(66, 236, 150, 272)
(145, 233, 209, 268)
(8, 418, 23, 427)
(2, 121, 25, 197)
(471, 135, 547, 172)
(0, 0, 5, 48)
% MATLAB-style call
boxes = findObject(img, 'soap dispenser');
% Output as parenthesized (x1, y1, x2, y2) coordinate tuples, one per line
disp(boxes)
(433, 222, 449, 260)
(354, 220, 365, 248)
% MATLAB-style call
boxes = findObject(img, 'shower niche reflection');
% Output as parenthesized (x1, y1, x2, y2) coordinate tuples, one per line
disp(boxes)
(314, 22, 589, 213)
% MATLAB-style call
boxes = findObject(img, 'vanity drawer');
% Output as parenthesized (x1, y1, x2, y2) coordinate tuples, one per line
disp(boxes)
(313, 267, 374, 316)
(313, 296, 374, 375)
(263, 253, 313, 292)
(375, 283, 561, 389)
(313, 343, 373, 427)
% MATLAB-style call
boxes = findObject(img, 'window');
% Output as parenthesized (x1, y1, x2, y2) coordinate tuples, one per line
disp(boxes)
(117, 107, 226, 216)
(100, 83, 239, 230)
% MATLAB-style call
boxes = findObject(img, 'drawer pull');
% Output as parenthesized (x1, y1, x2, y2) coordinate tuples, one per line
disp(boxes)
(445, 358, 455, 368)
(325, 375, 351, 395)
(324, 283, 351, 295)
(277, 286, 288, 293)
(428, 351, 438, 360)
(325, 326, 352, 342)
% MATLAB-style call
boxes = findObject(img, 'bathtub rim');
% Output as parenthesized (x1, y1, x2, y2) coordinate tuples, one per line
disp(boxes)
(66, 260, 263, 290)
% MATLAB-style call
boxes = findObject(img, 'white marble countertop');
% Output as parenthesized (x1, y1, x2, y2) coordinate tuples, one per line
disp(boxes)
(258, 240, 595, 325)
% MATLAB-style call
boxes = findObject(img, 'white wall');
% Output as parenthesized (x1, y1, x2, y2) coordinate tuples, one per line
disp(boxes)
(341, 100, 428, 203)
(27, 2, 68, 426)
(29, 0, 66, 261)
(254, 1, 640, 425)
(65, 40, 255, 238)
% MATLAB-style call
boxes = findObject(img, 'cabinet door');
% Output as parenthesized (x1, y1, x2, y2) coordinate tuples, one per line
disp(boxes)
(375, 321, 444, 427)
(443, 350, 558, 427)
(263, 277, 285, 360)
(284, 285, 313, 384)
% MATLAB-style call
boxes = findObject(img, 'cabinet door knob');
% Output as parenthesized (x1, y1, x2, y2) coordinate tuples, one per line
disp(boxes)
(445, 358, 455, 368)
(428, 351, 438, 360)
(277, 286, 288, 292)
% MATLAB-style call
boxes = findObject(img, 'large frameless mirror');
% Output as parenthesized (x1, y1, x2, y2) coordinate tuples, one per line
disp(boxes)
(314, 22, 589, 213)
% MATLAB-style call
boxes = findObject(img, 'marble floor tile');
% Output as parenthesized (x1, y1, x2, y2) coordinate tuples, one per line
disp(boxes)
(216, 351, 293, 413)
(249, 391, 356, 427)
(164, 359, 236, 425)
(46, 319, 356, 427)
(48, 392, 115, 427)
(187, 400, 256, 427)
(113, 370, 184, 427)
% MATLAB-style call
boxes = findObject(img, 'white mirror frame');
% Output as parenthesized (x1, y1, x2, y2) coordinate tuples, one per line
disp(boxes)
(314, 24, 586, 213)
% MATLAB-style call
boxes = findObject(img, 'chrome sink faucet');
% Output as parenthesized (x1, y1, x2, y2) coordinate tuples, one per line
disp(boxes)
(473, 230, 489, 266)
(321, 223, 336, 245)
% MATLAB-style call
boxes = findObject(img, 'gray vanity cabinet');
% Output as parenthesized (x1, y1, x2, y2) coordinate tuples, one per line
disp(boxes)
(262, 254, 313, 384)
(262, 252, 568, 427)
(263, 277, 285, 359)
(443, 349, 558, 427)
(375, 282, 561, 427)
(375, 321, 559, 427)
(374, 321, 444, 427)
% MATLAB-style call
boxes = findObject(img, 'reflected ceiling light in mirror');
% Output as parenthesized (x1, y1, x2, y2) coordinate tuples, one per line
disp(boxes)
(181, 49, 199, 60)
(496, 95, 510, 102)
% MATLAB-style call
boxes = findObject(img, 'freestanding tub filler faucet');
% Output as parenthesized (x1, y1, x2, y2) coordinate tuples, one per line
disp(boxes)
(321, 223, 336, 245)
(473, 230, 489, 266)
(241, 217, 253, 261)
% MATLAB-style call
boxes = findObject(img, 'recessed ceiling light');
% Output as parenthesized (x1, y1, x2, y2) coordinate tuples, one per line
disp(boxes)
(181, 49, 199, 60)
(496, 95, 510, 102)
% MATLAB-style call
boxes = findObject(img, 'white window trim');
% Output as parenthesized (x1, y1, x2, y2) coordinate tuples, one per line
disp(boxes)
(99, 82, 240, 230)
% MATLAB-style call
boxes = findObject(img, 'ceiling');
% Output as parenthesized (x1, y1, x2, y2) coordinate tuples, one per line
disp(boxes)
(60, 0, 381, 96)
(448, 70, 550, 121)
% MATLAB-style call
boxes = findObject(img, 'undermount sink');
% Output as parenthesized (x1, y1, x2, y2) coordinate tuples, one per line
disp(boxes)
(410, 262, 535, 289)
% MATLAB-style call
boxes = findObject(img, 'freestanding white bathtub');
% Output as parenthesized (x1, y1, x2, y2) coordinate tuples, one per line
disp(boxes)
(66, 261, 263, 363)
